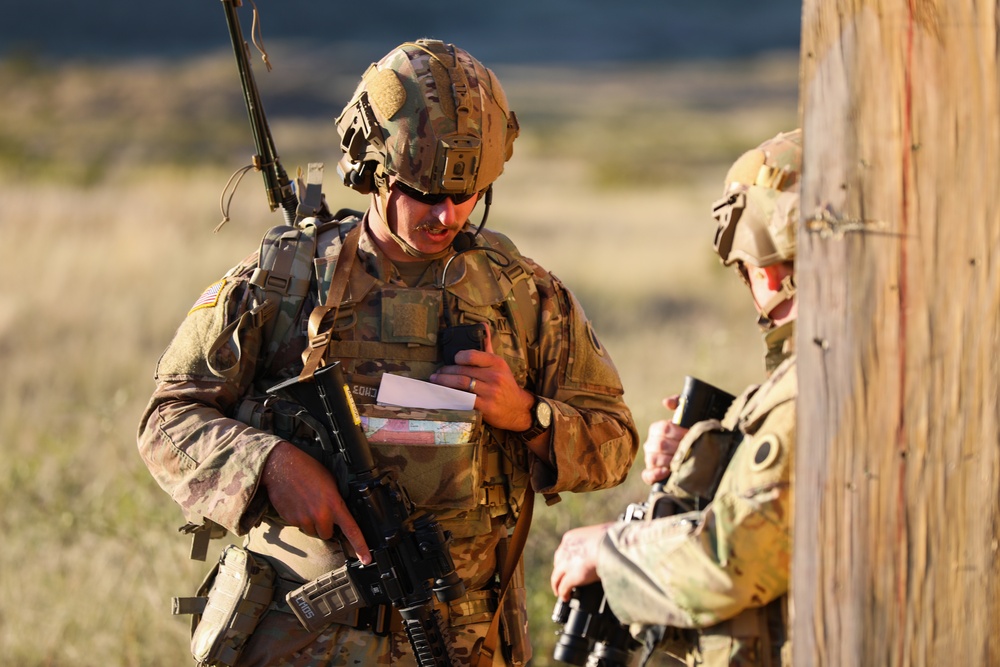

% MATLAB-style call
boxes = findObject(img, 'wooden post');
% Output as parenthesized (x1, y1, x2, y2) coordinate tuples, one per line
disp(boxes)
(795, 1, 1000, 665)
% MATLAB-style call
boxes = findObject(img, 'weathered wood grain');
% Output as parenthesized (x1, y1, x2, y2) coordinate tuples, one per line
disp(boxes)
(796, 1, 1000, 665)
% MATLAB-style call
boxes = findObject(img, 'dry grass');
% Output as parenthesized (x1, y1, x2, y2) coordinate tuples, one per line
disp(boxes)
(0, 51, 797, 665)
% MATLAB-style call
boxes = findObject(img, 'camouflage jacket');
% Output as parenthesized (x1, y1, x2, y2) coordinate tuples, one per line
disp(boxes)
(596, 331, 795, 666)
(138, 213, 638, 592)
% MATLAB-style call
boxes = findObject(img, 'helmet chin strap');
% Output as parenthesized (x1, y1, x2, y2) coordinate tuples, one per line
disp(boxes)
(374, 185, 452, 260)
(374, 184, 493, 261)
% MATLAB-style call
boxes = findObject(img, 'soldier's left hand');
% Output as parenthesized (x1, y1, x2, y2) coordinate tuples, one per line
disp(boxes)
(430, 327, 535, 432)
(641, 396, 688, 485)
(551, 522, 613, 601)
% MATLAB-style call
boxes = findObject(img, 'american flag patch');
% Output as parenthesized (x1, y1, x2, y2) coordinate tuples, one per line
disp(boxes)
(189, 278, 227, 314)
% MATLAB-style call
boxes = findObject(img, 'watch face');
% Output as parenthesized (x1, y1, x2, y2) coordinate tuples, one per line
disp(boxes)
(535, 400, 552, 428)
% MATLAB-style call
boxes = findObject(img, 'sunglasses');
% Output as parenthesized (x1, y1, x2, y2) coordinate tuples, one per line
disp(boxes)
(395, 181, 477, 206)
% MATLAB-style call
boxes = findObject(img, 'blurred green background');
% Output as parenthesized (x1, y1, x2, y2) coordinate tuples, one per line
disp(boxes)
(0, 3, 800, 664)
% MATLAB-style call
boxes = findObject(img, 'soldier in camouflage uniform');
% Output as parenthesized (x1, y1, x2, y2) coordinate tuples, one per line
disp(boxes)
(138, 39, 638, 666)
(550, 129, 802, 667)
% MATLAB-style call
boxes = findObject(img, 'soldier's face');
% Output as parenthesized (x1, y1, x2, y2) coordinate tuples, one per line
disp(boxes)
(744, 260, 797, 325)
(384, 180, 479, 258)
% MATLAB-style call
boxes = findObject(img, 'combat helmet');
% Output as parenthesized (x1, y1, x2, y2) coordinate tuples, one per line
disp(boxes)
(711, 128, 802, 268)
(336, 39, 520, 198)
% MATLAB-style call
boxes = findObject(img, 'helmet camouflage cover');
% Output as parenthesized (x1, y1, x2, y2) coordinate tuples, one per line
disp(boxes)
(336, 39, 520, 196)
(712, 129, 802, 267)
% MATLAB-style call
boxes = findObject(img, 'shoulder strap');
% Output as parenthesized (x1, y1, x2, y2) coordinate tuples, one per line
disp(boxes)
(249, 222, 319, 369)
(300, 222, 363, 380)
(205, 217, 341, 382)
(478, 231, 541, 377)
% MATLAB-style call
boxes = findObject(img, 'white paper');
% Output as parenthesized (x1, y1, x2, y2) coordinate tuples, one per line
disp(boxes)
(376, 373, 476, 410)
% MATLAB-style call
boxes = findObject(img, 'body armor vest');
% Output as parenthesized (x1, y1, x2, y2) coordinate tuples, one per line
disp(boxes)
(238, 214, 540, 591)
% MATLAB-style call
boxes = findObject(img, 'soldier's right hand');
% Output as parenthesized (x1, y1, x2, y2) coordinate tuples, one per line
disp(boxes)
(262, 441, 372, 564)
(640, 395, 688, 486)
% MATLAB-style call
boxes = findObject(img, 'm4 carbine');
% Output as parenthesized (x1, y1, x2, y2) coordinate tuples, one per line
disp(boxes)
(552, 376, 736, 667)
(267, 362, 464, 667)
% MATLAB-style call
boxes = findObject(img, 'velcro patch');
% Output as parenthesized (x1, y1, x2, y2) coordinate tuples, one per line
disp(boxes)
(368, 68, 407, 121)
(392, 303, 427, 339)
(188, 278, 227, 314)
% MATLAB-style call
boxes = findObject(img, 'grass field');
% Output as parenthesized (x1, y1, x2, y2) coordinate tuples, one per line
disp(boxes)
(0, 50, 798, 665)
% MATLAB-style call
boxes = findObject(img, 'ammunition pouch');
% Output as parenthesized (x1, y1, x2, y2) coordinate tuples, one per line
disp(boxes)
(360, 403, 483, 511)
(173, 545, 276, 667)
(664, 419, 743, 508)
(241, 394, 503, 535)
(359, 403, 520, 540)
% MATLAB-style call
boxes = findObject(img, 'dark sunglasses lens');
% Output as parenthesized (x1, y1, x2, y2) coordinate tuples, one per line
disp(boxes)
(397, 182, 474, 205)
(407, 187, 448, 205)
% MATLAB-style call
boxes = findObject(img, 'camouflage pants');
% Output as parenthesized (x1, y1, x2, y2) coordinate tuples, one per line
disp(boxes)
(236, 609, 509, 667)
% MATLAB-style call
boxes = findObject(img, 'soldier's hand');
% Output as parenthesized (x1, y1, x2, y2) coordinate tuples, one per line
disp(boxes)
(261, 442, 372, 564)
(640, 395, 688, 486)
(430, 327, 535, 434)
(551, 522, 613, 601)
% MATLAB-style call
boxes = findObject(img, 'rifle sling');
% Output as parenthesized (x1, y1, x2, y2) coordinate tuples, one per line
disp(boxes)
(300, 223, 362, 380)
(476, 485, 534, 667)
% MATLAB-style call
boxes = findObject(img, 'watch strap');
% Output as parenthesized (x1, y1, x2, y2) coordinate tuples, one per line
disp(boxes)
(516, 396, 551, 441)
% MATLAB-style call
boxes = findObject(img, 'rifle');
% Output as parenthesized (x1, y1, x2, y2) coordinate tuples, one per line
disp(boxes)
(552, 376, 736, 667)
(220, 0, 298, 224)
(267, 362, 463, 667)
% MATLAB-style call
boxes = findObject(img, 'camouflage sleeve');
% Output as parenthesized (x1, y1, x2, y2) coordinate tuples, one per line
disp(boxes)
(136, 263, 283, 535)
(594, 373, 794, 628)
(528, 265, 639, 494)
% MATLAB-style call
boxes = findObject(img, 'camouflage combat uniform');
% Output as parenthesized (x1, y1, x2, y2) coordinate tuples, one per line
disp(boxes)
(138, 211, 638, 666)
(596, 323, 795, 667)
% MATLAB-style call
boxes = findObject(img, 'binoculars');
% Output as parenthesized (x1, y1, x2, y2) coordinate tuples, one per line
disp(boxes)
(552, 581, 637, 666)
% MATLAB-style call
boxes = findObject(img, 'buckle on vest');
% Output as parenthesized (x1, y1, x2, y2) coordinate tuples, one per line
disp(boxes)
(503, 262, 527, 282)
(309, 330, 332, 350)
(249, 301, 277, 329)
(481, 482, 507, 509)
(250, 267, 292, 295)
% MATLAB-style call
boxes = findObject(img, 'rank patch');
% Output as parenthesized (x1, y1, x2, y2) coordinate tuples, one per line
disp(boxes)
(189, 278, 227, 314)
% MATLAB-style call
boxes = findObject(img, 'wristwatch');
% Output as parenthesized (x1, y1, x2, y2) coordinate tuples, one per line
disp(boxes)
(517, 396, 553, 442)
